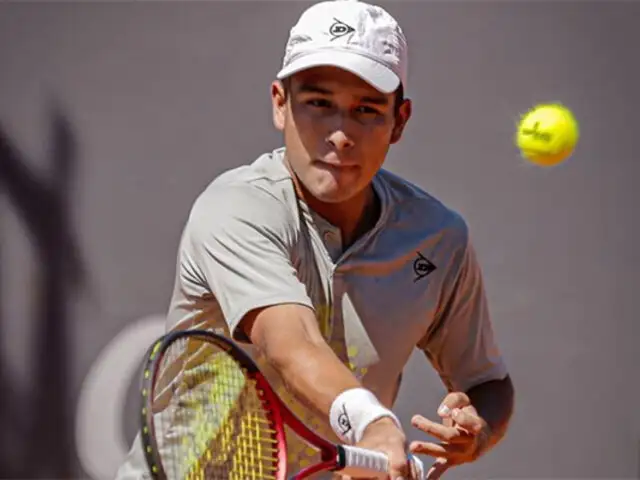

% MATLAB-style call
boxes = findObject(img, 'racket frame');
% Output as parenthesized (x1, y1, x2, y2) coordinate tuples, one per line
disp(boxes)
(139, 329, 352, 480)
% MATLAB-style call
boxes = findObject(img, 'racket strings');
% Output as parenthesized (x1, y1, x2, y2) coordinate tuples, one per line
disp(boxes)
(150, 336, 282, 480)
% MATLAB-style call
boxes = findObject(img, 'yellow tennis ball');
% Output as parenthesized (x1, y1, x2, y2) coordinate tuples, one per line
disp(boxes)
(515, 103, 579, 167)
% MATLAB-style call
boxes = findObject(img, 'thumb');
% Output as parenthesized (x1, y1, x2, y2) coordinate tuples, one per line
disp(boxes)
(437, 392, 471, 418)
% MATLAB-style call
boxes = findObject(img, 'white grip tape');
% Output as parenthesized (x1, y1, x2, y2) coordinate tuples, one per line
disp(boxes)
(341, 445, 426, 479)
(329, 388, 402, 444)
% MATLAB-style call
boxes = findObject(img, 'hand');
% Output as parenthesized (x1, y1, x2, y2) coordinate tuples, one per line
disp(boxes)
(353, 416, 412, 480)
(409, 392, 491, 479)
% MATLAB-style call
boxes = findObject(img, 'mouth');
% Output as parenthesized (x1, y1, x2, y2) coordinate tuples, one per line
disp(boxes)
(314, 158, 359, 170)
(314, 162, 360, 177)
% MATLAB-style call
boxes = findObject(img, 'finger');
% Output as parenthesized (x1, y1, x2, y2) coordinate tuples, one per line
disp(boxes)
(411, 415, 470, 443)
(408, 440, 465, 459)
(426, 458, 450, 480)
(437, 392, 471, 418)
(461, 404, 479, 417)
(450, 408, 484, 435)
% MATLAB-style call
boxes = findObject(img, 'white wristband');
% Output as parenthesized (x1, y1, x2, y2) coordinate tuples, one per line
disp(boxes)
(329, 388, 402, 444)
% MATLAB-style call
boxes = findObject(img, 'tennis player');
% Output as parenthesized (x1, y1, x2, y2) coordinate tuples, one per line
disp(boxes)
(116, 1, 514, 479)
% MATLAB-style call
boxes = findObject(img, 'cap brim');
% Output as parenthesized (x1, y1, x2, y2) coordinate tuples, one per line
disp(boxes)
(276, 50, 400, 94)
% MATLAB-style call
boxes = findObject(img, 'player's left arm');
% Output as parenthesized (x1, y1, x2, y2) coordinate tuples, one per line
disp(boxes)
(463, 373, 514, 452)
(414, 233, 514, 463)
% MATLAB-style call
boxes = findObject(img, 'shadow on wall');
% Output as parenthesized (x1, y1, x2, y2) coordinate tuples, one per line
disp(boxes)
(0, 104, 87, 478)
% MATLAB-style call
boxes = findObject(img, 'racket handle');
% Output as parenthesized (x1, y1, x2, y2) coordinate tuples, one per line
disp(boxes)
(339, 444, 425, 479)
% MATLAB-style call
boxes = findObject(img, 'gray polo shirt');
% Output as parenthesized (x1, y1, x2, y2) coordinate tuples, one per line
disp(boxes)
(116, 147, 507, 479)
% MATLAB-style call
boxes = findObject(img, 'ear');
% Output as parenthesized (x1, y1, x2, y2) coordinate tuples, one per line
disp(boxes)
(390, 98, 412, 144)
(271, 80, 287, 131)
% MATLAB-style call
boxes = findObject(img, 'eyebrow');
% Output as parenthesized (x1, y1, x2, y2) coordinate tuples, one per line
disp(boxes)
(296, 83, 390, 106)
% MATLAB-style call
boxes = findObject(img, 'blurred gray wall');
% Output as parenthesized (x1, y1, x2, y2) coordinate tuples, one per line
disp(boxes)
(1, 1, 638, 479)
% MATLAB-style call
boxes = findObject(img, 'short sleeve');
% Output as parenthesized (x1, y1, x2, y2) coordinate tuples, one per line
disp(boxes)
(417, 236, 508, 393)
(178, 183, 313, 342)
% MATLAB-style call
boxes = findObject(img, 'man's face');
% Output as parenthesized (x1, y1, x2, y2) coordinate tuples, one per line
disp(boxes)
(271, 66, 411, 204)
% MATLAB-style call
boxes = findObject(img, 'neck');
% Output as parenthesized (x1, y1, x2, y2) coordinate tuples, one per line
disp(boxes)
(299, 181, 380, 249)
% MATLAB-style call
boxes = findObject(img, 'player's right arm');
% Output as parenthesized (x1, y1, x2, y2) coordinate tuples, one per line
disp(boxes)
(241, 303, 360, 417)
(179, 183, 410, 478)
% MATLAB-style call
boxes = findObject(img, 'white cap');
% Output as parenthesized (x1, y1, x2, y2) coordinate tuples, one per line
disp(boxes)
(276, 0, 408, 94)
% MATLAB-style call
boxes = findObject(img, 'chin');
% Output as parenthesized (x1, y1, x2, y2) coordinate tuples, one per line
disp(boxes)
(313, 193, 348, 204)
(309, 186, 358, 204)
(306, 171, 361, 202)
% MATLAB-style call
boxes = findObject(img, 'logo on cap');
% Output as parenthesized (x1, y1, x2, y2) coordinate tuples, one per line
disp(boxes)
(329, 18, 355, 41)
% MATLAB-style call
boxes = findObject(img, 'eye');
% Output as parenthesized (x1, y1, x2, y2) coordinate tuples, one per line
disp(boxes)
(307, 98, 332, 108)
(355, 105, 382, 115)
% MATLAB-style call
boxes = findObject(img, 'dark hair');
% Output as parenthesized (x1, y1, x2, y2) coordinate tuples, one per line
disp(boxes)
(280, 77, 406, 114)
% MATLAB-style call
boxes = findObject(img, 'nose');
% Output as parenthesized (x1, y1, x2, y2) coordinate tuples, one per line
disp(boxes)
(326, 129, 355, 151)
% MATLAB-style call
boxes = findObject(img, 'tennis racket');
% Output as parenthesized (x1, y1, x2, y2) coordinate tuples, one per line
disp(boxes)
(139, 328, 425, 480)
